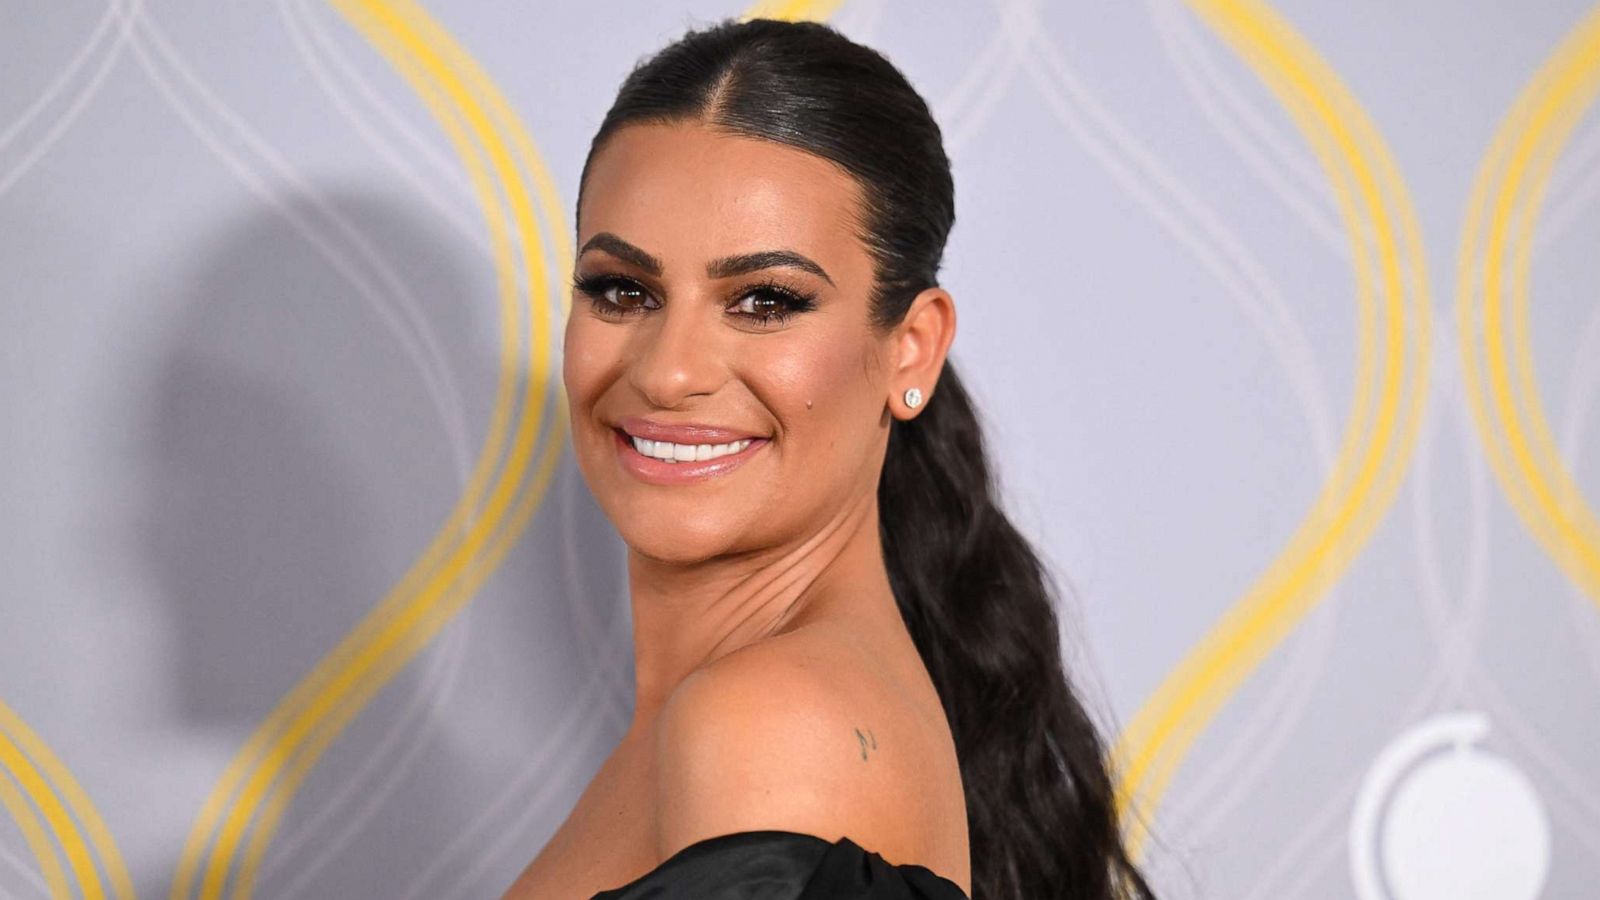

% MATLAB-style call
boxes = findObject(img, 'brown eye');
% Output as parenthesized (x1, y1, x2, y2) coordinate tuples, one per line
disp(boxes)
(572, 273, 659, 317)
(728, 282, 818, 327)
(732, 291, 787, 317)
(604, 281, 650, 310)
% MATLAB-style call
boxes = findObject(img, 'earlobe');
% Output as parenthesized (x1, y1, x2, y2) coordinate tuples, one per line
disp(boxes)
(890, 287, 955, 419)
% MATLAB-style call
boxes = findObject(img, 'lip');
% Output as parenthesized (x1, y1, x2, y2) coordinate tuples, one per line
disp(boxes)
(614, 414, 765, 445)
(613, 426, 769, 486)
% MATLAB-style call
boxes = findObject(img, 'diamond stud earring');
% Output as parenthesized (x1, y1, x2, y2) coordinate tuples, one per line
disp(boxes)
(903, 387, 923, 409)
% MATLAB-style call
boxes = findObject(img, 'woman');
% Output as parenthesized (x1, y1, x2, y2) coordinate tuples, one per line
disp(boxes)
(503, 16, 1156, 900)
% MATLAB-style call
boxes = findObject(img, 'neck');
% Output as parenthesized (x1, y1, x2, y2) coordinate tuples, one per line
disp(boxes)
(624, 487, 891, 731)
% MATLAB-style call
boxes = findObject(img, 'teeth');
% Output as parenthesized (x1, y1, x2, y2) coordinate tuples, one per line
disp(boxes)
(630, 435, 754, 463)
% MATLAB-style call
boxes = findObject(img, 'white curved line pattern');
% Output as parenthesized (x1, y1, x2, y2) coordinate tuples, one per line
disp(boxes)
(1145, 0, 1345, 252)
(113, 0, 476, 486)
(0, 1, 136, 197)
(276, 0, 487, 270)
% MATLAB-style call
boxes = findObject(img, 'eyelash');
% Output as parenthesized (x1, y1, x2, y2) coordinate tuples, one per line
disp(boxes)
(570, 272, 818, 327)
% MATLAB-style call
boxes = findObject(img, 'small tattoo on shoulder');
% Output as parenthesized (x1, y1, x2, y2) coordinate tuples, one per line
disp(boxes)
(854, 726, 878, 761)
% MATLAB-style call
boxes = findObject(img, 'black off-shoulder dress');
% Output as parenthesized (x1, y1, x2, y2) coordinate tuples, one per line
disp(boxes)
(589, 829, 971, 899)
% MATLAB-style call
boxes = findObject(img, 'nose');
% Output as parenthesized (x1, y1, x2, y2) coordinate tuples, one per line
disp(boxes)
(626, 292, 727, 408)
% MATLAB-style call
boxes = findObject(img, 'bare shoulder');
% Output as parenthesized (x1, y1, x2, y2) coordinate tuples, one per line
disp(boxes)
(652, 628, 949, 867)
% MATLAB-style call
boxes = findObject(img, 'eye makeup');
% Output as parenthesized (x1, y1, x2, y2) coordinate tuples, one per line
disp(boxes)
(570, 271, 819, 328)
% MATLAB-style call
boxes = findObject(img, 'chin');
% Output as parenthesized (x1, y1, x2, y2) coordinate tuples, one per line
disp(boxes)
(615, 505, 755, 564)
(621, 529, 731, 565)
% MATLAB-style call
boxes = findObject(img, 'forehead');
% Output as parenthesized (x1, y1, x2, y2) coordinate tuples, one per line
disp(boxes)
(577, 121, 871, 283)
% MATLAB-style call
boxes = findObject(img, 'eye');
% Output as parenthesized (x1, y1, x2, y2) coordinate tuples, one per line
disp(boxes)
(729, 281, 818, 327)
(572, 273, 658, 317)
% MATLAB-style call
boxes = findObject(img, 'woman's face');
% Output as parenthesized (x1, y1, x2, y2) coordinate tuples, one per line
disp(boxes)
(565, 121, 898, 564)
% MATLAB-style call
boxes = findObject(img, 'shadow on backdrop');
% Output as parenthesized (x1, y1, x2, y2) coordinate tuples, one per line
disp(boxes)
(127, 187, 632, 898)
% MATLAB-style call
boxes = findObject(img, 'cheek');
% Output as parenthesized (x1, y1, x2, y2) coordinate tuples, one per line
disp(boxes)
(563, 317, 628, 490)
(562, 315, 615, 407)
(756, 329, 883, 441)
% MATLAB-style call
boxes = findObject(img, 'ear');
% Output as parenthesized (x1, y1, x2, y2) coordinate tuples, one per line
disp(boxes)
(889, 286, 957, 421)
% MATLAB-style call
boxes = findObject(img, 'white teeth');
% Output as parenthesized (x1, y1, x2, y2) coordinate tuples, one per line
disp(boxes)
(629, 435, 754, 463)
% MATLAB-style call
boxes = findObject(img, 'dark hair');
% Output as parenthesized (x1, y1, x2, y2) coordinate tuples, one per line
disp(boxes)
(576, 17, 1157, 900)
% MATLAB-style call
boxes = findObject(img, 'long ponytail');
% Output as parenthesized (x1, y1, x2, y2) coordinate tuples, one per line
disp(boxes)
(881, 361, 1154, 898)
(579, 16, 1156, 898)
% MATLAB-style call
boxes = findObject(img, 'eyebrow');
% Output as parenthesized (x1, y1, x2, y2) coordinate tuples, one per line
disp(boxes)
(577, 231, 835, 287)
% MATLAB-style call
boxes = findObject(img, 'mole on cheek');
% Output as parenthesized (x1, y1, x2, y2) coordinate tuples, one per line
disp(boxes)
(806, 400, 813, 409)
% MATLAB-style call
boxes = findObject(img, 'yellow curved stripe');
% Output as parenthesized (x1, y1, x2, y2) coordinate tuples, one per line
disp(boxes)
(169, 0, 570, 896)
(1459, 5, 1600, 611)
(0, 699, 135, 899)
(741, 0, 845, 21)
(0, 708, 105, 898)
(1111, 0, 1431, 859)
(0, 743, 71, 899)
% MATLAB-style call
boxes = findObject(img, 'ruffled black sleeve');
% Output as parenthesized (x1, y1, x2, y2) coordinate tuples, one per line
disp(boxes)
(589, 829, 970, 900)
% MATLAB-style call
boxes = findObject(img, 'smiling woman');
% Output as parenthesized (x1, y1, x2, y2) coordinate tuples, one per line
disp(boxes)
(501, 16, 1156, 900)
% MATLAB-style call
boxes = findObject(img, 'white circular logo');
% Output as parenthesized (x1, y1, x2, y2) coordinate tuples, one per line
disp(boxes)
(1350, 712, 1550, 900)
